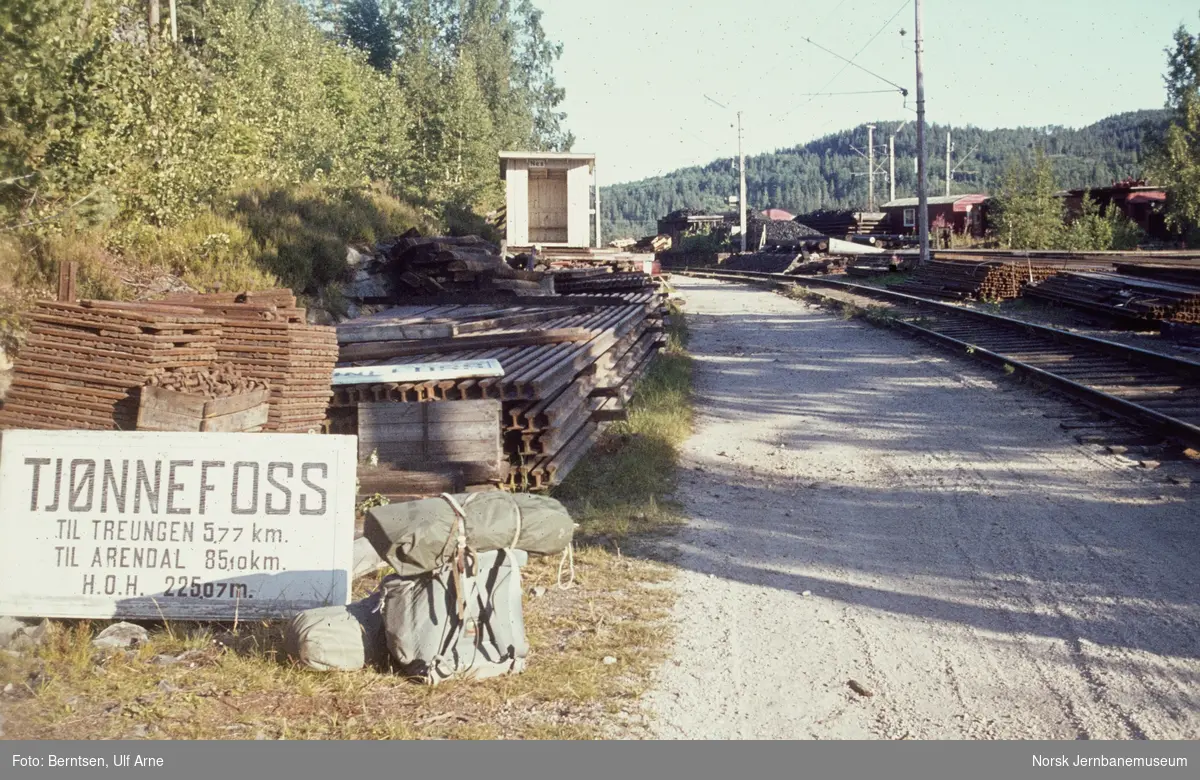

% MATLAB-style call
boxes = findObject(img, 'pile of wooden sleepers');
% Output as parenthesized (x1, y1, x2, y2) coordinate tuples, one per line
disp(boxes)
(0, 290, 337, 434)
(1025, 271, 1200, 323)
(156, 290, 338, 433)
(384, 234, 550, 296)
(332, 290, 669, 492)
(0, 301, 222, 430)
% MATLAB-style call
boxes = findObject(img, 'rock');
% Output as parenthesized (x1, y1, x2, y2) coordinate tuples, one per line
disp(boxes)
(213, 631, 257, 655)
(1168, 475, 1193, 486)
(0, 616, 26, 648)
(848, 679, 874, 698)
(2, 683, 13, 695)
(1139, 460, 1161, 470)
(801, 590, 812, 597)
(602, 656, 618, 665)
(157, 680, 179, 694)
(1, 618, 50, 652)
(345, 246, 375, 271)
(152, 654, 179, 666)
(127, 724, 149, 738)
(92, 622, 149, 650)
(343, 274, 392, 301)
(529, 586, 547, 598)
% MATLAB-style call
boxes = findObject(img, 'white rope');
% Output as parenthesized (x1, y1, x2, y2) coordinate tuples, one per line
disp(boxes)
(509, 505, 523, 550)
(557, 543, 576, 590)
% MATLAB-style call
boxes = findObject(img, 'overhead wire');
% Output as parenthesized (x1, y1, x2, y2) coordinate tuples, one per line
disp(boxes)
(770, 0, 913, 125)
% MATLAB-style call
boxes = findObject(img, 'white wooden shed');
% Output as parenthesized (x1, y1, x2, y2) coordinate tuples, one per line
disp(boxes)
(499, 151, 599, 248)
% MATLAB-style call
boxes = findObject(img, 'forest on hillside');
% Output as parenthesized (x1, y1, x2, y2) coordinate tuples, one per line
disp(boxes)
(0, 0, 568, 328)
(602, 110, 1170, 240)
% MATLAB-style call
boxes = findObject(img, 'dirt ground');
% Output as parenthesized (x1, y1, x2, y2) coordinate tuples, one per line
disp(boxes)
(644, 277, 1200, 740)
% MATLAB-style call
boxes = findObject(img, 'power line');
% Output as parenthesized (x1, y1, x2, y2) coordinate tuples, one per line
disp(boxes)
(771, 0, 912, 124)
(792, 89, 898, 97)
(801, 35, 910, 97)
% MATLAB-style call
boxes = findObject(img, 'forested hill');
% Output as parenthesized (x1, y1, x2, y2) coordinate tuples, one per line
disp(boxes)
(603, 110, 1170, 239)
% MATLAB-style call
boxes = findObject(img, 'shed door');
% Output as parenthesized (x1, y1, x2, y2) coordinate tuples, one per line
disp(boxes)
(529, 172, 568, 243)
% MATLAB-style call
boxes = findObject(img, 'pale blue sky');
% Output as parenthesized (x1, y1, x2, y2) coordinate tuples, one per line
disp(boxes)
(535, 0, 1200, 185)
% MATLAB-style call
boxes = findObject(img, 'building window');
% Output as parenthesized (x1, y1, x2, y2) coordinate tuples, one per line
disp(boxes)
(903, 208, 916, 227)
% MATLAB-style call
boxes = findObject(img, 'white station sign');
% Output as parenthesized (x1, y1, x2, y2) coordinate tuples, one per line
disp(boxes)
(0, 430, 356, 620)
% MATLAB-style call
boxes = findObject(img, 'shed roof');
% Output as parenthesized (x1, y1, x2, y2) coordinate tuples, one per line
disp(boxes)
(882, 194, 988, 211)
(499, 151, 596, 161)
(761, 208, 795, 221)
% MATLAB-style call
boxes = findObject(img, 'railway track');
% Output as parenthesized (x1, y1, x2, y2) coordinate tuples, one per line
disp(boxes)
(676, 268, 1200, 451)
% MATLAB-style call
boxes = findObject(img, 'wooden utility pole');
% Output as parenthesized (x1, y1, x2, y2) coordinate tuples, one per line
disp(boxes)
(945, 131, 952, 196)
(593, 161, 601, 248)
(889, 134, 896, 204)
(738, 111, 747, 253)
(866, 125, 876, 211)
(914, 0, 930, 264)
(148, 0, 160, 49)
(168, 0, 178, 42)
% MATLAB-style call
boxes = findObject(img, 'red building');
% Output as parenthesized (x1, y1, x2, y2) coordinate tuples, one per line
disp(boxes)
(880, 194, 989, 237)
(1058, 179, 1170, 241)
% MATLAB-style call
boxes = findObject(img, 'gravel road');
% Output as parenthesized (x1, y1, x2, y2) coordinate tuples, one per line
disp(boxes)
(645, 277, 1200, 740)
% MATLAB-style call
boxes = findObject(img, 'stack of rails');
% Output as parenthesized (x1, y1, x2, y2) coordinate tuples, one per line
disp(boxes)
(332, 291, 668, 490)
(550, 270, 658, 294)
(508, 245, 656, 273)
(1025, 271, 1200, 323)
(158, 289, 338, 433)
(887, 259, 1089, 300)
(0, 300, 221, 430)
(1113, 262, 1200, 287)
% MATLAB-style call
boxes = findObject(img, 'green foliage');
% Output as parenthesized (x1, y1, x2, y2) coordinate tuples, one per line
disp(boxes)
(678, 227, 726, 255)
(0, 0, 570, 314)
(991, 151, 1066, 250)
(339, 0, 397, 71)
(603, 111, 1168, 239)
(1107, 207, 1146, 250)
(1148, 19, 1200, 242)
(989, 151, 1133, 251)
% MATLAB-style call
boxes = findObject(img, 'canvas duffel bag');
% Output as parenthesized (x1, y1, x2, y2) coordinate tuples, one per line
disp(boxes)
(284, 591, 387, 672)
(364, 491, 573, 577)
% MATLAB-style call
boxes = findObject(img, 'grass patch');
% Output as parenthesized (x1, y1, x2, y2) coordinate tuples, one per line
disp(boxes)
(0, 295, 696, 741)
(553, 298, 693, 542)
(0, 551, 673, 740)
(0, 182, 436, 350)
(854, 271, 911, 289)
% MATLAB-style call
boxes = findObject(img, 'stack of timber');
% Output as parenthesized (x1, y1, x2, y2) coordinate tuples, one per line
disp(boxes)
(332, 292, 668, 491)
(1025, 271, 1200, 324)
(0, 301, 221, 430)
(383, 234, 550, 296)
(636, 234, 672, 253)
(138, 387, 270, 433)
(888, 259, 1071, 300)
(158, 290, 338, 433)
